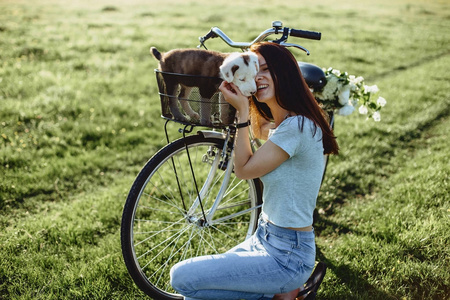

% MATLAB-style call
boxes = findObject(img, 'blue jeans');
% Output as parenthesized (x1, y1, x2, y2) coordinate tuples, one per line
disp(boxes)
(170, 217, 316, 300)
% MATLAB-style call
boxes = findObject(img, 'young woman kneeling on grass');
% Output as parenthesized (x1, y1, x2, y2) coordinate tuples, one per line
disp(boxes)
(170, 42, 339, 300)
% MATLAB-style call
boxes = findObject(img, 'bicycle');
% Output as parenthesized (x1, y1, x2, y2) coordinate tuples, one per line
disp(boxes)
(121, 21, 332, 300)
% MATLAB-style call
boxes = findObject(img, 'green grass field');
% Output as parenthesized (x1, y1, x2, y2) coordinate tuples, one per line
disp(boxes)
(1, 0, 449, 299)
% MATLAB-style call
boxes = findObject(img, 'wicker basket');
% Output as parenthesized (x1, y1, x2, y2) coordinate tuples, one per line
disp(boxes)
(155, 70, 236, 128)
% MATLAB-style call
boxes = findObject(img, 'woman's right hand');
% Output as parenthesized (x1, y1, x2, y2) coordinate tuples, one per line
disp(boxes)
(219, 81, 250, 116)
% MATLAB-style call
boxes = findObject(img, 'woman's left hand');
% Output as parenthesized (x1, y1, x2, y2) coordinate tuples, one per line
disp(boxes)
(219, 81, 249, 113)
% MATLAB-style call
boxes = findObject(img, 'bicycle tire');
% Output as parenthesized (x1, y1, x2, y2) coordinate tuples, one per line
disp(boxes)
(121, 134, 263, 299)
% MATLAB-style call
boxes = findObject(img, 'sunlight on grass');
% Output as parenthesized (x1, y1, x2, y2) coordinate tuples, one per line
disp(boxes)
(1, 0, 449, 299)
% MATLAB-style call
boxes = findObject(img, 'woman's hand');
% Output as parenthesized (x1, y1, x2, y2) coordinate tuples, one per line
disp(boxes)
(219, 81, 249, 114)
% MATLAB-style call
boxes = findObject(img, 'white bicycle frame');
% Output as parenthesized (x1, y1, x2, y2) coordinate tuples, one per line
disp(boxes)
(183, 128, 261, 230)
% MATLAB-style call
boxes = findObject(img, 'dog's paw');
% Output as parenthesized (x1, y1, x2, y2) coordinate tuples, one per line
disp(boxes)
(173, 115, 189, 123)
(187, 112, 200, 121)
(200, 117, 213, 127)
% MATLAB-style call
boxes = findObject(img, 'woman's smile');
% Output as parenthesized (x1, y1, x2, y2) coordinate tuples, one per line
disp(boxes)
(255, 80, 273, 102)
(256, 83, 270, 100)
(254, 53, 275, 103)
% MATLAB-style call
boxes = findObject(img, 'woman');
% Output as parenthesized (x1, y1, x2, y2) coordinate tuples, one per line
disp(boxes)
(170, 42, 339, 300)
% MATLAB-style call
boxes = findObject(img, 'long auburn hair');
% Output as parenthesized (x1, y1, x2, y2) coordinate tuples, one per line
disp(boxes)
(250, 42, 339, 155)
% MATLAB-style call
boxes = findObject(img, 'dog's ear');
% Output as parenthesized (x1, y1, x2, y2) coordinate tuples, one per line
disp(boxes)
(248, 52, 259, 72)
(220, 63, 240, 82)
(220, 53, 242, 82)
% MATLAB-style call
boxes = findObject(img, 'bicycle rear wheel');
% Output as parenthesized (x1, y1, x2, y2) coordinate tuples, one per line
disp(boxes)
(121, 134, 263, 299)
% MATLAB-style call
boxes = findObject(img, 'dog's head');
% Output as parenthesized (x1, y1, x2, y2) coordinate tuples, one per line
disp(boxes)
(219, 52, 259, 97)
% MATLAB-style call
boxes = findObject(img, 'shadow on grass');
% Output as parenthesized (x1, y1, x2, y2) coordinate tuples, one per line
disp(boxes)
(317, 255, 397, 300)
(367, 50, 450, 82)
(314, 217, 397, 300)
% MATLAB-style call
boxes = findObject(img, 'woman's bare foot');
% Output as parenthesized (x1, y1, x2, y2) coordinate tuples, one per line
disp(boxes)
(272, 288, 300, 300)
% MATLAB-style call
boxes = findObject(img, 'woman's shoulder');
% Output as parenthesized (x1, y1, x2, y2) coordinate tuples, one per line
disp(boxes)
(279, 115, 314, 129)
(277, 115, 321, 139)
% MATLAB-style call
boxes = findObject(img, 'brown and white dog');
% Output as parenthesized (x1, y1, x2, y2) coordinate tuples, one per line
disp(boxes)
(151, 47, 259, 125)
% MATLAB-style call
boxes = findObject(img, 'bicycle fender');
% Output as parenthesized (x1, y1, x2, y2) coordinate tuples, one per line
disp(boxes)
(197, 130, 227, 140)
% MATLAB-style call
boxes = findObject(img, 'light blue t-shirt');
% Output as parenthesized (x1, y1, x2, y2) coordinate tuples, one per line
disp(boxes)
(260, 116, 325, 228)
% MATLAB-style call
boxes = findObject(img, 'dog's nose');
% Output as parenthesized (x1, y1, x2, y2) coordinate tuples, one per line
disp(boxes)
(250, 91, 256, 95)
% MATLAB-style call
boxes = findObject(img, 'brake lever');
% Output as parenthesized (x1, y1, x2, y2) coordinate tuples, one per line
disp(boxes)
(197, 30, 220, 49)
(197, 40, 208, 50)
(278, 42, 310, 55)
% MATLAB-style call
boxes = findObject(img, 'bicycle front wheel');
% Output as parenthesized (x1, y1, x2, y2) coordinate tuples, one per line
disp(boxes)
(121, 134, 263, 299)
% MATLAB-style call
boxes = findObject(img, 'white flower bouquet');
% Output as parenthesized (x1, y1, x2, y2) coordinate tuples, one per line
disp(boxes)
(313, 68, 386, 121)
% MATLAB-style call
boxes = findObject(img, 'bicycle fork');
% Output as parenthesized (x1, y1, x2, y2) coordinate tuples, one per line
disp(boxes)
(185, 128, 236, 227)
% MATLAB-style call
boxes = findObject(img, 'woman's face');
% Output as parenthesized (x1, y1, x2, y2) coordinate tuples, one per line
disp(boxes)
(254, 53, 275, 104)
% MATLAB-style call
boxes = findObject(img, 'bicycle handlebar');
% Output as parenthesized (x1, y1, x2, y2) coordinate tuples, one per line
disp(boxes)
(198, 21, 321, 55)
(289, 29, 321, 40)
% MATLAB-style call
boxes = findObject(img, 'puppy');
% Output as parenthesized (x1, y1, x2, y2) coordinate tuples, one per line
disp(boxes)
(151, 47, 259, 125)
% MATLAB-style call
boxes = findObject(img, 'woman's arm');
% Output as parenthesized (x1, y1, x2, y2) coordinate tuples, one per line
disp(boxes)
(219, 82, 289, 180)
(250, 112, 274, 141)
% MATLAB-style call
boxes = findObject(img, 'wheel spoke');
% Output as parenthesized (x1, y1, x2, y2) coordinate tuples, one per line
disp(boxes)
(134, 218, 186, 247)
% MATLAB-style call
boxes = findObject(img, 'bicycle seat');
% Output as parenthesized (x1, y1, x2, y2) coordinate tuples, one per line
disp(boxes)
(298, 62, 326, 91)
